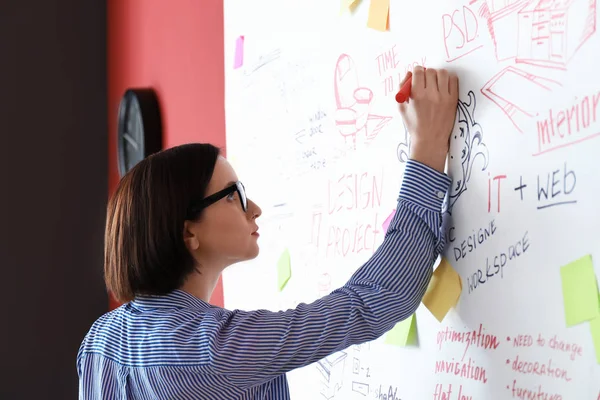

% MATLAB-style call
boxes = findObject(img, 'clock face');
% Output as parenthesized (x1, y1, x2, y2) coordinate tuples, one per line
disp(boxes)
(121, 98, 144, 174)
(117, 89, 162, 177)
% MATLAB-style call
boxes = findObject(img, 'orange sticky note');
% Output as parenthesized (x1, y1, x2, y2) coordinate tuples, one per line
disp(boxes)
(367, 0, 389, 32)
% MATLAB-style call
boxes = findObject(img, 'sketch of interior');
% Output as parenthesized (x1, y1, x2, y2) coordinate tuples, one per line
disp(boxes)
(481, 0, 597, 68)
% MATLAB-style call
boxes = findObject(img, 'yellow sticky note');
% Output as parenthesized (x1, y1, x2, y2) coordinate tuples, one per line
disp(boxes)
(560, 255, 599, 326)
(367, 0, 389, 32)
(591, 313, 600, 364)
(422, 258, 462, 322)
(340, 0, 360, 14)
(277, 249, 292, 291)
(385, 314, 417, 346)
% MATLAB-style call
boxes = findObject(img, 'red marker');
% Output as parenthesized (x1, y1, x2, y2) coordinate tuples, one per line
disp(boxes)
(395, 76, 412, 103)
(395, 68, 426, 104)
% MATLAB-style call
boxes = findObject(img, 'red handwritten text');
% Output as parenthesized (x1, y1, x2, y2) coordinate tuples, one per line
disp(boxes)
(375, 45, 401, 77)
(442, 4, 483, 62)
(325, 213, 380, 259)
(327, 171, 383, 214)
(547, 335, 584, 361)
(509, 380, 563, 400)
(535, 89, 600, 156)
(433, 384, 472, 400)
(434, 357, 487, 383)
(379, 54, 427, 96)
(436, 324, 500, 361)
(488, 173, 507, 213)
(512, 334, 534, 347)
(509, 355, 571, 382)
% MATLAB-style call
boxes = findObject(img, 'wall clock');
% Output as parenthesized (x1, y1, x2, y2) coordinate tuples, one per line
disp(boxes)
(117, 88, 162, 177)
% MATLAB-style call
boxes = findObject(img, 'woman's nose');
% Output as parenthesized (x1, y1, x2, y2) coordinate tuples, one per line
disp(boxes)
(248, 199, 262, 219)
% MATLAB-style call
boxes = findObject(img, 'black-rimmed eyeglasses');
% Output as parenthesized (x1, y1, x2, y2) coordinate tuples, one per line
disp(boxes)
(188, 181, 247, 219)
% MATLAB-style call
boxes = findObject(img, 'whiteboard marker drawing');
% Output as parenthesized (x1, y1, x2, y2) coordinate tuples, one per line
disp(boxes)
(519, 0, 595, 69)
(396, 122, 411, 163)
(533, 88, 600, 156)
(442, 2, 485, 62)
(351, 381, 369, 396)
(481, 66, 562, 133)
(333, 54, 392, 150)
(479, 0, 596, 69)
(478, 0, 530, 62)
(349, 343, 372, 396)
(316, 351, 348, 399)
(445, 90, 490, 214)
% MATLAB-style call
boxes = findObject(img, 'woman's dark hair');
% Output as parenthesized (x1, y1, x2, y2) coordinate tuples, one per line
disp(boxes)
(104, 143, 221, 303)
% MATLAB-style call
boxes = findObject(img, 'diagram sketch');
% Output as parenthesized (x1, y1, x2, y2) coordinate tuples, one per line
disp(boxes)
(350, 357, 370, 396)
(349, 343, 373, 397)
(480, 0, 597, 67)
(481, 65, 562, 132)
(352, 381, 370, 396)
(317, 351, 348, 399)
(333, 54, 392, 150)
(444, 91, 490, 214)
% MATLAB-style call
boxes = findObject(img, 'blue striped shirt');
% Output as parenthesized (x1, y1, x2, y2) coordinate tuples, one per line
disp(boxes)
(77, 160, 451, 399)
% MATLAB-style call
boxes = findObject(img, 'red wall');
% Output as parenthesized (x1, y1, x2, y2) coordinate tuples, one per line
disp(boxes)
(107, 0, 225, 310)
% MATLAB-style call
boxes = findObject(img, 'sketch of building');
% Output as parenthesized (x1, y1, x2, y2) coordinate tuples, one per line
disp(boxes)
(333, 54, 392, 150)
(317, 351, 348, 399)
(480, 0, 597, 67)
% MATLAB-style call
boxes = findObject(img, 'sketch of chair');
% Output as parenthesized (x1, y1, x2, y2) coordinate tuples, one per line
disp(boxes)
(333, 54, 392, 150)
(316, 351, 348, 399)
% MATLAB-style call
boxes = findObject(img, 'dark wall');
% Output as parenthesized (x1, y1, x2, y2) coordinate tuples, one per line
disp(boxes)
(0, 1, 108, 398)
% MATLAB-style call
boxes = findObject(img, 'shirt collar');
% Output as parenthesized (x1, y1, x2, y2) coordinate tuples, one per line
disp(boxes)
(131, 289, 213, 311)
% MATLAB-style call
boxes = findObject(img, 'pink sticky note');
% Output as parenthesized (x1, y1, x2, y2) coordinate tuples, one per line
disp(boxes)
(382, 209, 396, 233)
(233, 36, 244, 69)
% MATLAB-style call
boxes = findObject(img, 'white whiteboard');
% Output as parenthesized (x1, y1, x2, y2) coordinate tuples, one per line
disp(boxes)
(223, 0, 600, 398)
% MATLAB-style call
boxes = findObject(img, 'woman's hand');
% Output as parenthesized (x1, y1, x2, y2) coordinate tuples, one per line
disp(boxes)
(399, 66, 459, 173)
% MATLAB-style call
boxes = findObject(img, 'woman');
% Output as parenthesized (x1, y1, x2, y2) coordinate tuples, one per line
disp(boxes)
(78, 66, 459, 399)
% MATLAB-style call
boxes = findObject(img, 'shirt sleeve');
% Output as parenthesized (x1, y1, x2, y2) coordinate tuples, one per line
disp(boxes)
(207, 160, 452, 388)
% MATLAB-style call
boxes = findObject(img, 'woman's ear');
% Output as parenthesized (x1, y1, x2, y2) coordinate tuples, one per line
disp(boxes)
(183, 220, 200, 251)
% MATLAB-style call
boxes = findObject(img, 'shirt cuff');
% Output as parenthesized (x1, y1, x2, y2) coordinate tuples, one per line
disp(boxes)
(398, 160, 452, 211)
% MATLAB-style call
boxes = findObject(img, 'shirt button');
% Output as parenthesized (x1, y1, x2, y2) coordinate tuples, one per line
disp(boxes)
(436, 191, 445, 199)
